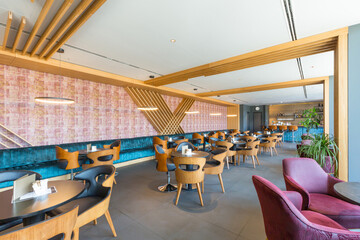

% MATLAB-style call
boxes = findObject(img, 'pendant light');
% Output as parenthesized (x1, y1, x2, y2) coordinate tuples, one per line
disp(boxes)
(35, 48, 75, 105)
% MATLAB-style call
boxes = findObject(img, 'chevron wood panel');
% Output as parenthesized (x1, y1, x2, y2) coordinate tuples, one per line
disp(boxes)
(125, 87, 195, 135)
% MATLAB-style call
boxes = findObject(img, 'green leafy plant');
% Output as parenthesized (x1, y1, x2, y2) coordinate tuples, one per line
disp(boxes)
(298, 133, 339, 176)
(301, 134, 314, 140)
(299, 107, 322, 133)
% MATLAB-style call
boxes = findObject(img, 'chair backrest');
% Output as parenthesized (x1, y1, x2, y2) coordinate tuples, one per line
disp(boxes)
(109, 140, 121, 149)
(283, 158, 330, 194)
(154, 144, 169, 172)
(75, 165, 116, 198)
(268, 125, 277, 131)
(0, 206, 78, 240)
(288, 125, 298, 131)
(263, 136, 277, 147)
(242, 130, 250, 135)
(84, 149, 116, 170)
(242, 135, 256, 142)
(192, 133, 204, 143)
(0, 170, 42, 184)
(247, 140, 260, 154)
(205, 150, 227, 175)
(111, 145, 121, 161)
(175, 142, 196, 152)
(153, 137, 168, 149)
(252, 175, 315, 240)
(215, 140, 233, 151)
(216, 131, 225, 139)
(174, 157, 205, 184)
(56, 146, 80, 170)
(174, 139, 188, 145)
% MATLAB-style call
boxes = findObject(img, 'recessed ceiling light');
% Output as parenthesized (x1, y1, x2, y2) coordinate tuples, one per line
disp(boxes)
(311, 66, 315, 68)
(193, 88, 198, 91)
(149, 75, 155, 78)
(170, 39, 176, 43)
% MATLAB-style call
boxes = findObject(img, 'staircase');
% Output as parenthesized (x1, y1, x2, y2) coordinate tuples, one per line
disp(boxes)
(0, 123, 33, 149)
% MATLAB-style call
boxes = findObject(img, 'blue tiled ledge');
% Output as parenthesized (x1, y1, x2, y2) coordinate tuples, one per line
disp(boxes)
(0, 129, 230, 188)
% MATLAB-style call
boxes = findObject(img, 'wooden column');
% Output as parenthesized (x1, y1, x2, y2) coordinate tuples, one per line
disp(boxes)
(227, 106, 240, 130)
(323, 77, 330, 134)
(334, 33, 349, 181)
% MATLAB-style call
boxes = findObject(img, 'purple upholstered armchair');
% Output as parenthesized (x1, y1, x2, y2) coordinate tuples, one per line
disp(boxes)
(283, 158, 360, 229)
(252, 175, 360, 240)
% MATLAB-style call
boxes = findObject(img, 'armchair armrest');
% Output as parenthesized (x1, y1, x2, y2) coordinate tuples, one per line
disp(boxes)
(283, 191, 303, 211)
(284, 174, 310, 210)
(103, 144, 111, 149)
(328, 175, 344, 198)
(165, 148, 173, 158)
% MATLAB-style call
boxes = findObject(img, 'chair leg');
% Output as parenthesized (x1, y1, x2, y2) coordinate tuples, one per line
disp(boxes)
(113, 178, 117, 185)
(270, 147, 273, 156)
(105, 210, 117, 237)
(226, 157, 229, 169)
(93, 219, 97, 225)
(243, 155, 245, 163)
(274, 147, 278, 156)
(175, 183, 183, 205)
(251, 156, 256, 168)
(202, 181, 204, 193)
(218, 174, 225, 193)
(196, 183, 204, 206)
(72, 227, 79, 240)
(255, 155, 260, 165)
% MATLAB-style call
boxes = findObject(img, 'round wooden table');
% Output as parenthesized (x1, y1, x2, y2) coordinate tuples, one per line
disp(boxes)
(334, 182, 360, 205)
(0, 180, 85, 226)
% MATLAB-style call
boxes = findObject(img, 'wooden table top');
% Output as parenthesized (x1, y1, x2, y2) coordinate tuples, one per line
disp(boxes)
(0, 180, 85, 222)
(171, 151, 209, 158)
(334, 182, 360, 205)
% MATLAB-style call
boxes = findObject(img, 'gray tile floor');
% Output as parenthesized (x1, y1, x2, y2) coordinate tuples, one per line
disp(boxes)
(81, 143, 298, 240)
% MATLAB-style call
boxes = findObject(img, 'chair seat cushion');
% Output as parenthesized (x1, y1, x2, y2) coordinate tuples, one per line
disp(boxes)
(309, 193, 360, 228)
(301, 210, 347, 230)
(0, 219, 23, 232)
(167, 163, 176, 171)
(47, 196, 102, 217)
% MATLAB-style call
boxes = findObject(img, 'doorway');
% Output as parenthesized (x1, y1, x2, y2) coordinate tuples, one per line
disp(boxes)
(253, 112, 262, 132)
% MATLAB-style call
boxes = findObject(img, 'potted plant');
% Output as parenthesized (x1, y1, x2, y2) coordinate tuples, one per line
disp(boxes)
(298, 133, 339, 176)
(299, 107, 322, 139)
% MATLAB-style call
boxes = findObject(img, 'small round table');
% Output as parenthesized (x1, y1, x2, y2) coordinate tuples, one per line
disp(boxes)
(171, 151, 209, 190)
(334, 182, 360, 205)
(0, 180, 85, 226)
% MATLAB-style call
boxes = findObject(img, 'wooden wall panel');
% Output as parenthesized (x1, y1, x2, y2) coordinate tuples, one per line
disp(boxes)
(227, 106, 239, 130)
(125, 87, 195, 135)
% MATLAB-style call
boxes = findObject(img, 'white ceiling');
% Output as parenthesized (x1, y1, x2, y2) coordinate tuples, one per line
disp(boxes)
(0, 0, 359, 104)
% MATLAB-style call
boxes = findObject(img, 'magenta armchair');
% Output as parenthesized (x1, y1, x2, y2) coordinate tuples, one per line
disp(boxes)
(283, 158, 360, 229)
(252, 175, 360, 240)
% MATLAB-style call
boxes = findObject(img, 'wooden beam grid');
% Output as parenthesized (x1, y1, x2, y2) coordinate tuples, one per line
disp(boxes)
(2, 11, 13, 50)
(12, 16, 26, 53)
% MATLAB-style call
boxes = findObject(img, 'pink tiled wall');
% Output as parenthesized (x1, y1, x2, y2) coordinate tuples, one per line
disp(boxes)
(0, 64, 227, 147)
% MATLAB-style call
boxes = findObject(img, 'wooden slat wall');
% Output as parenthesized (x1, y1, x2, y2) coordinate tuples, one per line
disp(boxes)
(227, 106, 239, 130)
(125, 87, 195, 135)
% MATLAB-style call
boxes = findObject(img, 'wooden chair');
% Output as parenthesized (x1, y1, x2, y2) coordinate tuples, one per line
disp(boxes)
(236, 140, 260, 168)
(215, 141, 235, 168)
(271, 132, 283, 146)
(192, 133, 204, 150)
(103, 141, 121, 185)
(259, 136, 278, 156)
(202, 149, 227, 193)
(242, 130, 250, 135)
(152, 137, 168, 150)
(209, 132, 219, 138)
(174, 138, 188, 145)
(268, 125, 278, 132)
(174, 157, 206, 206)
(47, 165, 117, 240)
(209, 137, 219, 151)
(278, 125, 288, 132)
(216, 131, 226, 140)
(83, 149, 116, 170)
(0, 206, 79, 240)
(154, 144, 176, 192)
(232, 129, 240, 134)
(56, 146, 80, 180)
(241, 135, 256, 142)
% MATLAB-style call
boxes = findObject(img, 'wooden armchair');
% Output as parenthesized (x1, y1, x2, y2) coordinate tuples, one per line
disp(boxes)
(203, 149, 227, 193)
(215, 141, 235, 168)
(216, 131, 226, 140)
(236, 140, 260, 168)
(56, 146, 80, 180)
(259, 136, 278, 156)
(174, 157, 206, 206)
(47, 165, 117, 240)
(155, 144, 176, 192)
(242, 135, 256, 142)
(192, 133, 204, 144)
(83, 149, 117, 170)
(0, 207, 78, 240)
(153, 137, 168, 150)
(271, 132, 283, 146)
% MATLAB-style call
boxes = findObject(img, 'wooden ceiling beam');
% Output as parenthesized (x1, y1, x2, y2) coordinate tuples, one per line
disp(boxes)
(31, 0, 74, 57)
(2, 12, 13, 50)
(22, 0, 54, 54)
(196, 76, 328, 97)
(12, 17, 26, 53)
(45, 0, 107, 60)
(144, 28, 347, 86)
(38, 0, 93, 58)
